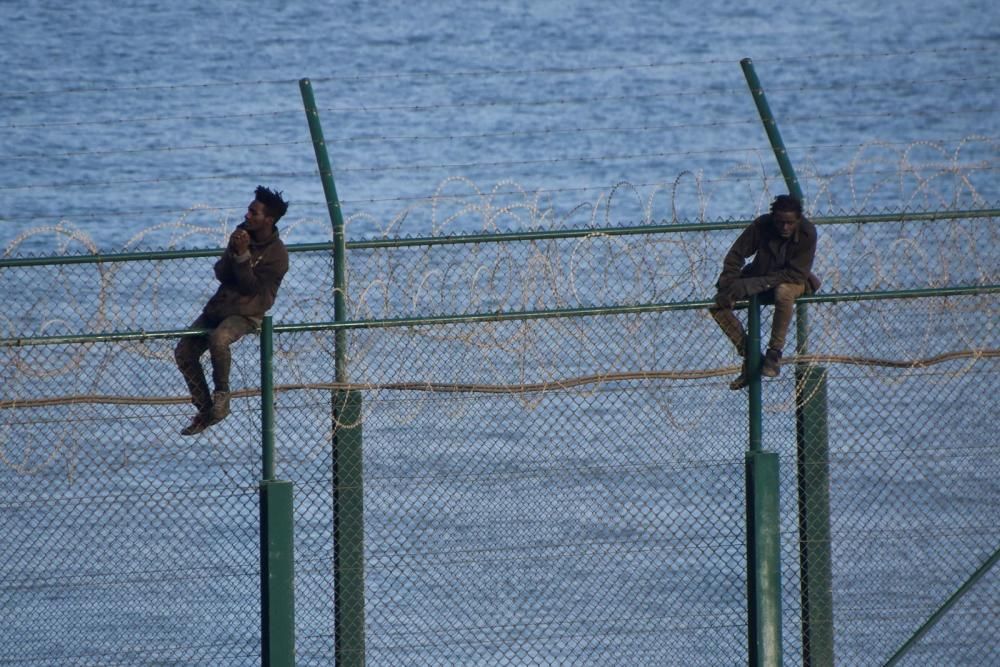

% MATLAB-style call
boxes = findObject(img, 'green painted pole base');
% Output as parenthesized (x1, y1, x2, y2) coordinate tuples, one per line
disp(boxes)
(333, 389, 365, 667)
(746, 450, 783, 667)
(795, 365, 834, 666)
(260, 479, 296, 667)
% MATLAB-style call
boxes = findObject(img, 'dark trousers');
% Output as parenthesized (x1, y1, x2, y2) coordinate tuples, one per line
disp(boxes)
(174, 314, 258, 412)
(709, 282, 806, 354)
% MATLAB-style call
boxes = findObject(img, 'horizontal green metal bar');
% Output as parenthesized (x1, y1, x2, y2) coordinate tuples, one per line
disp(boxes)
(344, 220, 754, 249)
(2, 208, 996, 267)
(810, 208, 999, 227)
(0, 326, 212, 348)
(0, 247, 224, 268)
(0, 241, 348, 268)
(2, 284, 996, 347)
(795, 284, 1000, 304)
(274, 284, 999, 333)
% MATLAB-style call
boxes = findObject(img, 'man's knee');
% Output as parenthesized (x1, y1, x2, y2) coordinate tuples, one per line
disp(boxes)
(773, 282, 805, 306)
(175, 337, 197, 365)
(211, 317, 256, 348)
(208, 323, 250, 352)
(207, 329, 237, 354)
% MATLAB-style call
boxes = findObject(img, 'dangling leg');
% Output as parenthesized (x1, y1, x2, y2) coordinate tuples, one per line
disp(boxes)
(710, 300, 749, 389)
(175, 316, 213, 435)
(762, 282, 806, 377)
(206, 315, 259, 423)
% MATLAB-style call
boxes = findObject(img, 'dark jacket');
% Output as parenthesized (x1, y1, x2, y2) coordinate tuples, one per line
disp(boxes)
(716, 213, 817, 296)
(202, 223, 289, 321)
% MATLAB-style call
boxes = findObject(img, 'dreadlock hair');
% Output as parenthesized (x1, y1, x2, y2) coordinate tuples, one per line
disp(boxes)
(254, 185, 289, 222)
(770, 194, 803, 217)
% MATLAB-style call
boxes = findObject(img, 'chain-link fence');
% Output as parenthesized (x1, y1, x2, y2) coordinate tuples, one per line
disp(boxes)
(2, 214, 998, 665)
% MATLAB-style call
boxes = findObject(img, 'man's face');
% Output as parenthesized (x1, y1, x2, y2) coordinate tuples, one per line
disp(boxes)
(773, 211, 800, 239)
(244, 200, 274, 233)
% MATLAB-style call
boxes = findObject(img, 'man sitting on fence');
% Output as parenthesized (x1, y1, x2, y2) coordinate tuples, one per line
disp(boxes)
(175, 186, 290, 436)
(709, 194, 819, 390)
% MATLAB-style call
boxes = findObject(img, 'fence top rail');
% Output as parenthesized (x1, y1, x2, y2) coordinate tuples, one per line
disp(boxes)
(1, 284, 996, 348)
(2, 207, 997, 268)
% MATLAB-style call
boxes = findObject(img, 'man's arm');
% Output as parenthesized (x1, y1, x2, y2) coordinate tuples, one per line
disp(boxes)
(214, 254, 235, 282)
(717, 223, 759, 290)
(229, 244, 289, 298)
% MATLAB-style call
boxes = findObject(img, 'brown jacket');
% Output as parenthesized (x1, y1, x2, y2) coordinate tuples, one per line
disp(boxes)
(717, 213, 817, 296)
(202, 223, 289, 321)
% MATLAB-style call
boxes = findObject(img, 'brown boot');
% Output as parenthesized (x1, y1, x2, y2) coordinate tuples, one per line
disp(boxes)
(210, 390, 230, 423)
(180, 411, 214, 436)
(729, 356, 750, 390)
(761, 348, 782, 378)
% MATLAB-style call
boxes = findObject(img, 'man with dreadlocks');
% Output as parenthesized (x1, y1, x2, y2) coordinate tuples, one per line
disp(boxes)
(709, 194, 819, 390)
(175, 186, 290, 435)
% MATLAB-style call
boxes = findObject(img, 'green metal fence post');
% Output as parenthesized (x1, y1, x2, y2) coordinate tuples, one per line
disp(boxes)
(746, 450, 783, 667)
(796, 365, 834, 665)
(333, 389, 365, 666)
(259, 315, 296, 667)
(299, 78, 366, 666)
(748, 295, 763, 453)
(738, 59, 805, 201)
(741, 57, 835, 666)
(299, 78, 348, 383)
(739, 57, 808, 355)
(745, 295, 783, 667)
(262, 316, 276, 481)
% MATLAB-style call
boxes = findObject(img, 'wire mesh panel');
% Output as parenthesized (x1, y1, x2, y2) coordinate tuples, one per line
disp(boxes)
(2, 226, 998, 665)
(1, 338, 264, 666)
(0, 248, 340, 342)
(745, 292, 998, 666)
(274, 313, 754, 665)
(797, 295, 999, 666)
(361, 386, 745, 664)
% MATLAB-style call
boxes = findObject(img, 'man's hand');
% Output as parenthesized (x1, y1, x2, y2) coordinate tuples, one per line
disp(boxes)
(740, 276, 770, 296)
(727, 280, 749, 300)
(721, 277, 771, 303)
(228, 228, 250, 255)
(714, 278, 753, 309)
(714, 291, 735, 309)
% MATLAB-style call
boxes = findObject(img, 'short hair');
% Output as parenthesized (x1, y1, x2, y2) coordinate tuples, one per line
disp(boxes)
(255, 185, 289, 222)
(770, 194, 802, 217)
